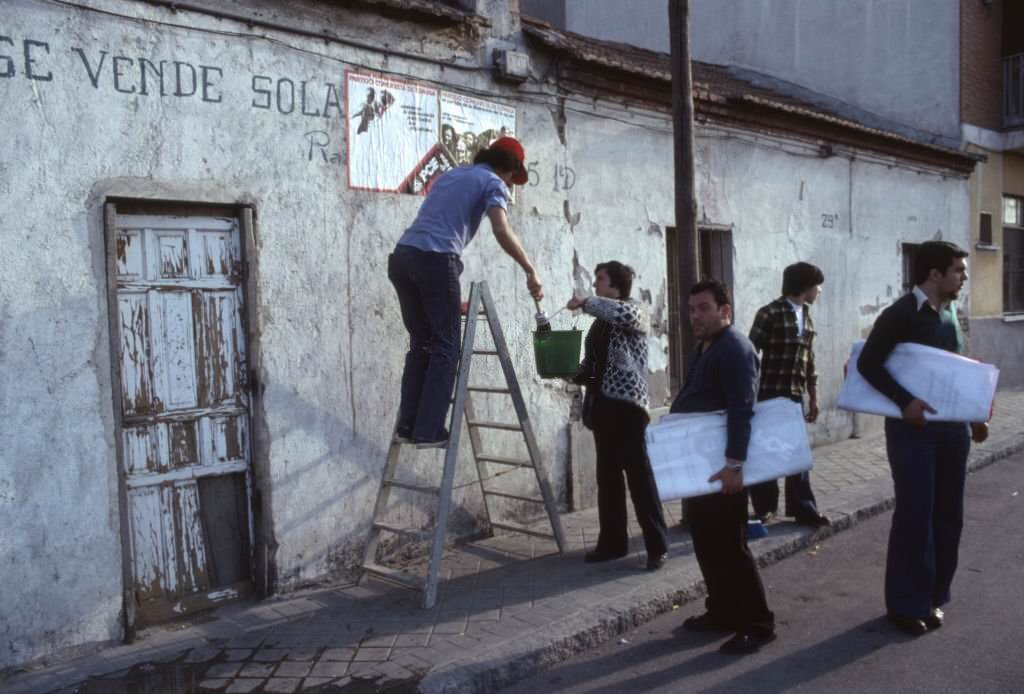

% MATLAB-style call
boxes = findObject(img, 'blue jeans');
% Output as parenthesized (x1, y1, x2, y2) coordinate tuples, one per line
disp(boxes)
(884, 418, 970, 619)
(388, 246, 462, 441)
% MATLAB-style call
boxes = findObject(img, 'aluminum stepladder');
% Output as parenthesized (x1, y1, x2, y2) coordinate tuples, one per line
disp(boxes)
(360, 280, 567, 608)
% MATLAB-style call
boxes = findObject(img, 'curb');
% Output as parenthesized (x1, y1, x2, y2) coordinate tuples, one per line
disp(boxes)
(417, 432, 1024, 694)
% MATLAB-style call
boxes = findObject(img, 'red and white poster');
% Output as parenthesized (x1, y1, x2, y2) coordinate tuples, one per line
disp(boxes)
(346, 71, 439, 192)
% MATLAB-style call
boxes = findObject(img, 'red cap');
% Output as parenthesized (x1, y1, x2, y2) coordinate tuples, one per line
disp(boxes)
(488, 136, 528, 185)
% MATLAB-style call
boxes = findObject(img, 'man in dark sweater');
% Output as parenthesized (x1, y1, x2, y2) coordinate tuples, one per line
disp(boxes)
(672, 280, 775, 655)
(857, 240, 990, 636)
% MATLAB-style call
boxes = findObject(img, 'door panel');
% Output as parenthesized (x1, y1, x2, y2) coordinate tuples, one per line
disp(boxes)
(112, 213, 254, 625)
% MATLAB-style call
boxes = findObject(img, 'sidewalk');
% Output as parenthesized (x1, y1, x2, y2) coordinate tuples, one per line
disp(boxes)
(7, 391, 1024, 694)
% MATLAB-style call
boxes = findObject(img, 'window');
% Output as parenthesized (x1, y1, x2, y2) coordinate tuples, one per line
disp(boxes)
(1004, 196, 1021, 226)
(1004, 195, 1024, 313)
(980, 212, 993, 246)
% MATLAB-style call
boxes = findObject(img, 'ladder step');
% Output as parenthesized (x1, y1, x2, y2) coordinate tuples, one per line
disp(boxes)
(472, 350, 499, 355)
(373, 523, 434, 542)
(362, 562, 425, 591)
(383, 480, 441, 495)
(476, 454, 532, 467)
(483, 489, 545, 503)
(467, 386, 510, 394)
(490, 521, 555, 540)
(468, 420, 523, 432)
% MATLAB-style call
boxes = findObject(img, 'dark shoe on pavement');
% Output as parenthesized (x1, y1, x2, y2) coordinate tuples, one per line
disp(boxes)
(888, 612, 928, 636)
(393, 427, 413, 444)
(924, 608, 944, 630)
(646, 552, 667, 571)
(414, 429, 450, 449)
(683, 612, 732, 633)
(794, 513, 830, 528)
(719, 631, 776, 655)
(584, 549, 628, 563)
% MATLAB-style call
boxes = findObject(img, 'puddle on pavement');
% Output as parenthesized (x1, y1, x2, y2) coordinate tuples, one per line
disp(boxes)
(67, 659, 420, 693)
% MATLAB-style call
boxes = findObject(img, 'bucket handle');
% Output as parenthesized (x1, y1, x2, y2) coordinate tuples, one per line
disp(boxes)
(534, 299, 582, 329)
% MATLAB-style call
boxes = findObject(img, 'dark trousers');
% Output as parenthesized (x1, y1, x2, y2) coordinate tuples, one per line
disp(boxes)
(748, 471, 820, 519)
(590, 394, 668, 557)
(387, 246, 462, 441)
(688, 490, 774, 634)
(884, 418, 970, 619)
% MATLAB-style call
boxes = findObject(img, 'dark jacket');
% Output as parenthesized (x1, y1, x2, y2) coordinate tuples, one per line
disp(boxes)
(669, 326, 759, 462)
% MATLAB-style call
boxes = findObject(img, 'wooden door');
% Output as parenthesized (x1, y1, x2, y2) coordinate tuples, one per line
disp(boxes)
(112, 213, 254, 624)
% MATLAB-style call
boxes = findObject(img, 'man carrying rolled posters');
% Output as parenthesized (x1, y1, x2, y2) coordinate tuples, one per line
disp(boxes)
(857, 240, 991, 637)
(747, 262, 830, 528)
(671, 280, 775, 655)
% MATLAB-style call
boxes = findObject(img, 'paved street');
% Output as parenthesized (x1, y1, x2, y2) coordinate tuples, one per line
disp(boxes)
(3, 391, 1023, 694)
(499, 450, 1024, 694)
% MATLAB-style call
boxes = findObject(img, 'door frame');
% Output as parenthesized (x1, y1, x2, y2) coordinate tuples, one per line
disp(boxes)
(665, 222, 735, 395)
(102, 198, 269, 639)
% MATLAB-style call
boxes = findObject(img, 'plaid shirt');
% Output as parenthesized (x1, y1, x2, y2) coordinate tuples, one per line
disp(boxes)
(748, 297, 817, 400)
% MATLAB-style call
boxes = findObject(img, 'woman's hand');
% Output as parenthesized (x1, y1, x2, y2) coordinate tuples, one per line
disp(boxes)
(567, 295, 587, 311)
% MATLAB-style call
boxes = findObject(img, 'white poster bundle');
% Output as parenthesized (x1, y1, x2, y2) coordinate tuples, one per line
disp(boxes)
(837, 341, 998, 422)
(646, 398, 812, 502)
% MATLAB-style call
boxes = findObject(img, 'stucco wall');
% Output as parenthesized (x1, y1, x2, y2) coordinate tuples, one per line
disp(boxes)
(693, 127, 970, 445)
(0, 0, 540, 668)
(969, 318, 1024, 390)
(0, 0, 970, 670)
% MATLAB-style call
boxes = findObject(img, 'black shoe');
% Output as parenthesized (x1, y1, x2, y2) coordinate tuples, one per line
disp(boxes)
(719, 631, 776, 654)
(683, 612, 732, 633)
(924, 608, 944, 630)
(584, 549, 627, 563)
(393, 427, 413, 444)
(646, 552, 667, 571)
(414, 430, 450, 449)
(794, 513, 830, 528)
(887, 612, 928, 636)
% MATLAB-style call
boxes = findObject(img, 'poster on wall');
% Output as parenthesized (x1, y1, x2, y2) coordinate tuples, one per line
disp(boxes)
(346, 71, 518, 195)
(346, 71, 440, 192)
(439, 91, 517, 167)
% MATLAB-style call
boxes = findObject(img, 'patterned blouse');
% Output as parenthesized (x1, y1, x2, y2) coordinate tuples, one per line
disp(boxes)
(747, 297, 817, 401)
(577, 296, 650, 411)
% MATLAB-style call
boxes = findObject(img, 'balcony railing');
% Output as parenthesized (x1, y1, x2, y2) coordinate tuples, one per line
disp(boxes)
(1006, 53, 1024, 128)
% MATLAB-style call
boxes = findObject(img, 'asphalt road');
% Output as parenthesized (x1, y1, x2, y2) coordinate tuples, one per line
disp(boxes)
(498, 450, 1024, 694)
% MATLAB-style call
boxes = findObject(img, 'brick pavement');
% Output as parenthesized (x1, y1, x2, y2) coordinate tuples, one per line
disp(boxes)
(5, 391, 1023, 694)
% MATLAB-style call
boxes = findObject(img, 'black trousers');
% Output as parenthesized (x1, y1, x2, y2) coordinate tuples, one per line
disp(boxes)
(749, 471, 820, 519)
(688, 490, 774, 634)
(590, 394, 668, 557)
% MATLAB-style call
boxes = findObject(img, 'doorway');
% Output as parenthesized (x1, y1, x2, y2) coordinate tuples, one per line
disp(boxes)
(105, 204, 256, 627)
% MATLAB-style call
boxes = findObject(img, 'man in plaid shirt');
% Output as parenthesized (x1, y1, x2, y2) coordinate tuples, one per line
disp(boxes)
(747, 262, 830, 528)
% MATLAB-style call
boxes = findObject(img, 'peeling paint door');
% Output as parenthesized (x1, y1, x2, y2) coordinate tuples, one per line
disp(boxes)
(113, 214, 253, 625)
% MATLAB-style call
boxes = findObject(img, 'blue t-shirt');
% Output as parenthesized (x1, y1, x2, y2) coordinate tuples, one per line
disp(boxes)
(396, 164, 509, 256)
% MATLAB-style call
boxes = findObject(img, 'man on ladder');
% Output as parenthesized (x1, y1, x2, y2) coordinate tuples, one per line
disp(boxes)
(388, 136, 544, 447)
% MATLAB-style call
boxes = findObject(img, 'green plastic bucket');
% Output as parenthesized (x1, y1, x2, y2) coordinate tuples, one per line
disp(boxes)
(533, 329, 583, 379)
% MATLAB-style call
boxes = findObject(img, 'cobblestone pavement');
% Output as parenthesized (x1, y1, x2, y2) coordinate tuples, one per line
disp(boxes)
(6, 392, 1024, 694)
